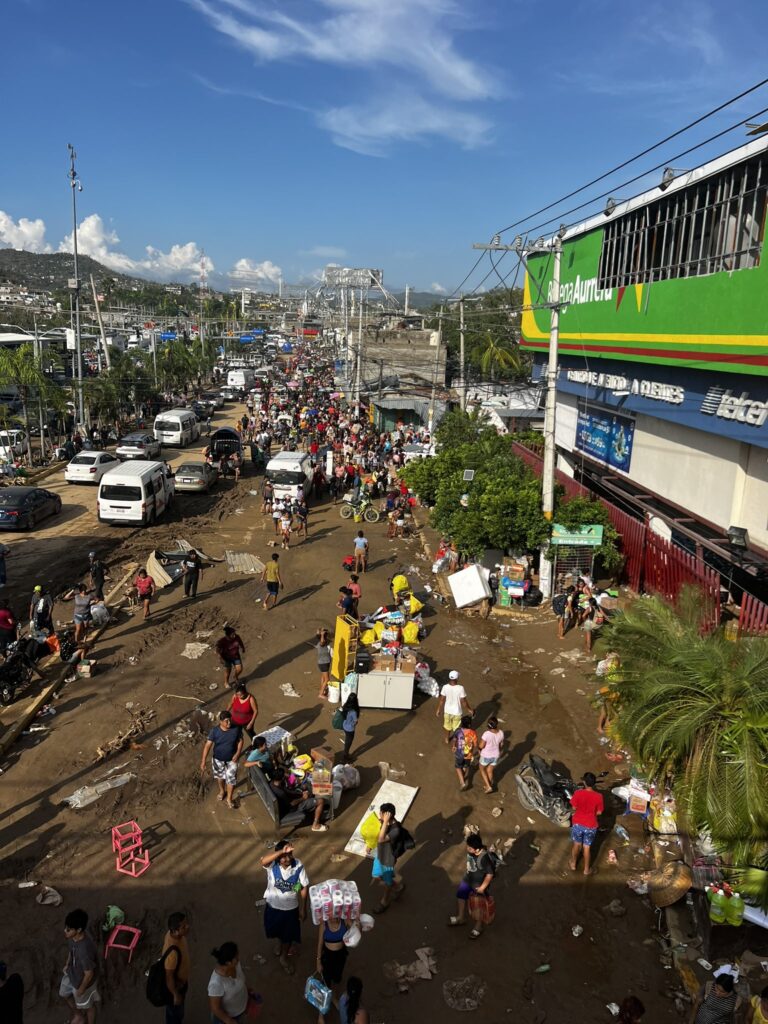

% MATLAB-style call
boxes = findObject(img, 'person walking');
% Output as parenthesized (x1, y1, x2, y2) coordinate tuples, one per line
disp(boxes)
(260, 840, 309, 975)
(205, 414, 212, 436)
(228, 683, 258, 742)
(261, 479, 274, 514)
(181, 550, 203, 599)
(59, 908, 100, 1023)
(134, 569, 156, 620)
(448, 832, 496, 939)
(161, 912, 191, 1024)
(316, 628, 332, 699)
(580, 597, 605, 654)
(556, 585, 576, 640)
(207, 943, 250, 1024)
(371, 803, 407, 915)
(316, 912, 349, 1022)
(261, 554, 283, 611)
(478, 717, 505, 794)
(295, 500, 308, 541)
(87, 552, 110, 601)
(29, 585, 54, 633)
(215, 626, 245, 687)
(435, 671, 473, 743)
(353, 531, 368, 574)
(339, 977, 369, 1024)
(280, 506, 292, 550)
(346, 574, 361, 613)
(568, 772, 604, 876)
(200, 710, 243, 810)
(449, 714, 478, 792)
(339, 692, 360, 763)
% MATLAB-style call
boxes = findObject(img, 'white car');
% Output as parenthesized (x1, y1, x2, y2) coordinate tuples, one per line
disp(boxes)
(116, 432, 162, 460)
(65, 451, 121, 483)
(0, 429, 26, 456)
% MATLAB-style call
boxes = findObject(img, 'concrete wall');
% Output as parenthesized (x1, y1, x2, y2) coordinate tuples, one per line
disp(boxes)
(359, 329, 446, 388)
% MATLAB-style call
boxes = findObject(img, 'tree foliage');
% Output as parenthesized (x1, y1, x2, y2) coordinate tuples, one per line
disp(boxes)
(601, 586, 768, 907)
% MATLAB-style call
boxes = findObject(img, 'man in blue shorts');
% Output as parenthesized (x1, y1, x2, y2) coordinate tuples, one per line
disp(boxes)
(569, 772, 604, 876)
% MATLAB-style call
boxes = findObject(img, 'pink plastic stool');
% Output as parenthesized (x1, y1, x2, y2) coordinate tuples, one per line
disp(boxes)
(111, 820, 143, 856)
(104, 924, 142, 962)
(115, 847, 151, 878)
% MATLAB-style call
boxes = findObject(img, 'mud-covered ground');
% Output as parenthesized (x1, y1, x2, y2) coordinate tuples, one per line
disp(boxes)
(0, 451, 680, 1024)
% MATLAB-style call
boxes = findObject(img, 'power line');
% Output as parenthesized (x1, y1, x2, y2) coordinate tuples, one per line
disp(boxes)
(495, 75, 768, 235)
(446, 250, 488, 299)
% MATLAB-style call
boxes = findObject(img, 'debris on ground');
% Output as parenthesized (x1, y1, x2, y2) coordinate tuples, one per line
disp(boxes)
(279, 683, 301, 698)
(180, 642, 211, 659)
(534, 964, 551, 974)
(603, 898, 627, 917)
(572, 925, 583, 937)
(442, 974, 487, 1010)
(384, 948, 438, 993)
(95, 708, 155, 760)
(36, 886, 63, 906)
(63, 773, 137, 808)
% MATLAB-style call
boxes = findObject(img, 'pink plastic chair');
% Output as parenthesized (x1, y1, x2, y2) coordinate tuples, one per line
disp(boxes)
(104, 924, 142, 962)
(111, 820, 143, 856)
(115, 847, 151, 877)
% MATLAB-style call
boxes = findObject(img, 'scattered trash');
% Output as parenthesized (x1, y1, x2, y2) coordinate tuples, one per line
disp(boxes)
(209, 683, 218, 691)
(482, 667, 490, 675)
(378, 761, 406, 781)
(253, 953, 267, 964)
(627, 878, 649, 895)
(416, 676, 440, 697)
(534, 964, 551, 974)
(154, 693, 204, 704)
(18, 881, 38, 888)
(279, 683, 301, 698)
(491, 807, 503, 818)
(697, 958, 713, 971)
(125, 701, 135, 710)
(529, 843, 541, 852)
(128, 656, 138, 665)
(534, 648, 546, 654)
(607, 849, 618, 864)
(330, 853, 348, 863)
(196, 630, 213, 639)
(385, 948, 439, 993)
(526, 817, 536, 825)
(36, 886, 63, 906)
(96, 709, 155, 760)
(63, 773, 136, 808)
(23, 725, 48, 734)
(37, 705, 56, 718)
(550, 668, 565, 676)
(606, 1004, 620, 1017)
(572, 925, 583, 937)
(102, 905, 125, 930)
(603, 899, 627, 918)
(442, 973, 485, 1011)
(614, 824, 631, 842)
(180, 642, 210, 660)
(575, 688, 586, 696)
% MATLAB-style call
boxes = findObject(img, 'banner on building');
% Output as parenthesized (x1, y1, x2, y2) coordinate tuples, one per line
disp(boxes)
(575, 408, 634, 472)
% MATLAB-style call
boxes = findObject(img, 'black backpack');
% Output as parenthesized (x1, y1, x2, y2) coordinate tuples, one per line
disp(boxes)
(390, 824, 416, 861)
(146, 945, 179, 1007)
(552, 593, 567, 616)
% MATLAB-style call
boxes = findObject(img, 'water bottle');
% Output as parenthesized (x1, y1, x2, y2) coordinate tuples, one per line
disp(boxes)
(709, 888, 727, 925)
(614, 824, 631, 843)
(726, 892, 745, 927)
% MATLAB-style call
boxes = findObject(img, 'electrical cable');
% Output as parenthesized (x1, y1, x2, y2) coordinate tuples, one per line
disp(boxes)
(522, 102, 768, 238)
(446, 250, 489, 300)
(495, 75, 768, 235)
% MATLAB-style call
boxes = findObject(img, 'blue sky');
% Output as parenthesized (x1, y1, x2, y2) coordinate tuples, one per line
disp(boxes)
(2, 0, 768, 293)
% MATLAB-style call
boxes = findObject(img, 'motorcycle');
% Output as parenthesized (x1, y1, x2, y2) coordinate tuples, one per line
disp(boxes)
(515, 754, 608, 826)
(0, 638, 38, 706)
(339, 495, 381, 524)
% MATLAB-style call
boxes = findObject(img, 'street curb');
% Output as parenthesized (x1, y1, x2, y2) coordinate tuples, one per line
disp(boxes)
(0, 563, 138, 759)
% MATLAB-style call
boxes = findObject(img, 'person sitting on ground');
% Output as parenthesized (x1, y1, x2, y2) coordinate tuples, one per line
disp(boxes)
(269, 767, 328, 832)
(246, 735, 275, 783)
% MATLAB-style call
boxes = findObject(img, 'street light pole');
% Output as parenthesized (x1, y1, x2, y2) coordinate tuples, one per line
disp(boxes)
(459, 294, 466, 411)
(67, 143, 84, 425)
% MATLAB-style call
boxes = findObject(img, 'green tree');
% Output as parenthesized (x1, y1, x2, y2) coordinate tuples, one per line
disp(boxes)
(0, 343, 56, 461)
(551, 495, 623, 575)
(471, 330, 522, 380)
(602, 586, 768, 907)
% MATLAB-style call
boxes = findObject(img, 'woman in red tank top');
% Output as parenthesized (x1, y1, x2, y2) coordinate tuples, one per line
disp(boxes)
(228, 683, 259, 740)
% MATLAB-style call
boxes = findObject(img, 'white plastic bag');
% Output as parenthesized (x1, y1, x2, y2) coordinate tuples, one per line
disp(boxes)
(343, 922, 362, 948)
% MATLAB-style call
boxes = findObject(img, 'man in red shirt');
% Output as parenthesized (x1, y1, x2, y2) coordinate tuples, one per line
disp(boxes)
(569, 772, 604, 876)
(215, 626, 246, 687)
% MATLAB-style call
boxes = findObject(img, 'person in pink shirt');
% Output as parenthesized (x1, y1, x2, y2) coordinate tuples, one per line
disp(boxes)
(478, 717, 505, 794)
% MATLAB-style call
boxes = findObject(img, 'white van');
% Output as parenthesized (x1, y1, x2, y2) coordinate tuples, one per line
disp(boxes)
(153, 408, 200, 447)
(227, 368, 255, 390)
(97, 461, 174, 526)
(266, 451, 313, 503)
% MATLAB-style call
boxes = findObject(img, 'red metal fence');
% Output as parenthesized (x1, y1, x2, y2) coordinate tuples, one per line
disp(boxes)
(512, 440, 721, 625)
(738, 592, 768, 637)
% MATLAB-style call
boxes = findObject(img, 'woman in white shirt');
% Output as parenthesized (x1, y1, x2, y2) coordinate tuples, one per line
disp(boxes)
(207, 942, 250, 1024)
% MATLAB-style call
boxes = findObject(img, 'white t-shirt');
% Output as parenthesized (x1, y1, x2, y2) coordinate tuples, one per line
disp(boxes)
(440, 683, 466, 716)
(207, 962, 248, 1017)
(263, 858, 309, 911)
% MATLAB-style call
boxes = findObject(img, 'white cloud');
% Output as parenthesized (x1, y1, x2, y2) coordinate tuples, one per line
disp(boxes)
(0, 211, 52, 253)
(430, 281, 447, 294)
(58, 214, 213, 281)
(188, 0, 498, 153)
(319, 90, 492, 156)
(302, 245, 347, 258)
(229, 258, 283, 286)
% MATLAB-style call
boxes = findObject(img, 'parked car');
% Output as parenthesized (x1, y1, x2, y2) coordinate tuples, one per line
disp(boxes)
(65, 451, 120, 484)
(0, 486, 62, 530)
(189, 402, 207, 422)
(0, 430, 27, 456)
(174, 461, 219, 493)
(219, 387, 236, 401)
(201, 390, 224, 409)
(115, 432, 162, 460)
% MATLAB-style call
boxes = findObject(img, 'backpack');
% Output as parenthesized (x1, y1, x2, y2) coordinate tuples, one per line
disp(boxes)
(390, 824, 415, 861)
(145, 945, 180, 1007)
(552, 593, 567, 616)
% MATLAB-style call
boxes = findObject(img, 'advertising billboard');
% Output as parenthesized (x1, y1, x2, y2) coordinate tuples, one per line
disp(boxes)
(575, 408, 634, 472)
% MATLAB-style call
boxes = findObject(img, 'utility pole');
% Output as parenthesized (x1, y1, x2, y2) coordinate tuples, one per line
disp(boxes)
(353, 287, 364, 404)
(473, 231, 564, 599)
(428, 303, 444, 433)
(67, 144, 84, 425)
(33, 312, 46, 462)
(459, 294, 466, 411)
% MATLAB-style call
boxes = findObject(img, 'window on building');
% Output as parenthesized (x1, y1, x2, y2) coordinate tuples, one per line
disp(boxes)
(597, 152, 768, 288)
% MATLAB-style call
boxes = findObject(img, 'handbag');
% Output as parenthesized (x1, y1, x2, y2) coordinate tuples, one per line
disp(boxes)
(331, 708, 345, 730)
(468, 892, 496, 925)
(304, 973, 333, 1014)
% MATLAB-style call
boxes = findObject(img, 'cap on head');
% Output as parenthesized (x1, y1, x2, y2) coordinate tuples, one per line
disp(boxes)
(88, 551, 96, 558)
(449, 670, 460, 680)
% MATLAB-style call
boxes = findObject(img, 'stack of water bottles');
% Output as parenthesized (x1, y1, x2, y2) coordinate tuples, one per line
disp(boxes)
(706, 883, 745, 926)
(309, 879, 362, 926)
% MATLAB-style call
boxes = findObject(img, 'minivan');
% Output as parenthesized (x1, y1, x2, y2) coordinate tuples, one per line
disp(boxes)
(97, 461, 174, 526)
(265, 451, 313, 503)
(227, 368, 255, 390)
(153, 408, 200, 447)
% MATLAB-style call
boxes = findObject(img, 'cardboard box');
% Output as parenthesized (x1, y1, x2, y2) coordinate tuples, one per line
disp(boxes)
(372, 654, 396, 672)
(311, 744, 334, 768)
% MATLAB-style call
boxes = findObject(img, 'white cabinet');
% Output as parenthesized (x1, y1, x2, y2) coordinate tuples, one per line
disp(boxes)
(357, 670, 414, 710)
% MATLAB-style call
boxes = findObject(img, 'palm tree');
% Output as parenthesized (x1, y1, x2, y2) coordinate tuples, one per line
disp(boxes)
(602, 586, 768, 906)
(0, 343, 54, 462)
(471, 331, 521, 379)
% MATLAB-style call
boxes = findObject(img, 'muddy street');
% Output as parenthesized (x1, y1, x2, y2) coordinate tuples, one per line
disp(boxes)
(1, 476, 678, 1024)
